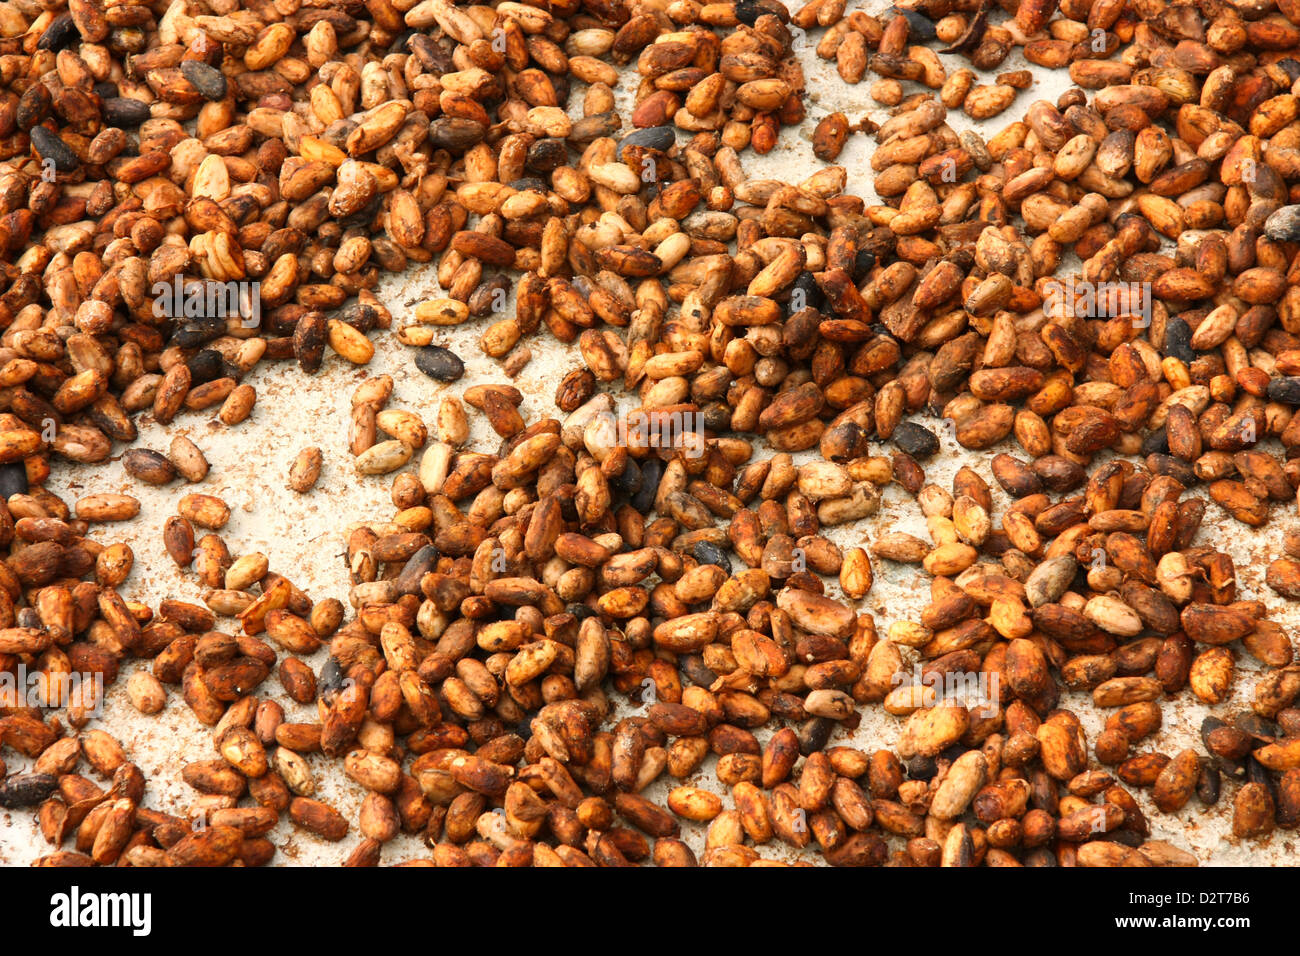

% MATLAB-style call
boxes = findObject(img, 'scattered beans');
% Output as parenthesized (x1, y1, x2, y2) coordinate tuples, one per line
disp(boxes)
(6, 0, 1300, 871)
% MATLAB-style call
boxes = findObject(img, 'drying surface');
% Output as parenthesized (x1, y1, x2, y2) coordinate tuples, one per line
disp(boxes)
(0, 0, 1294, 866)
